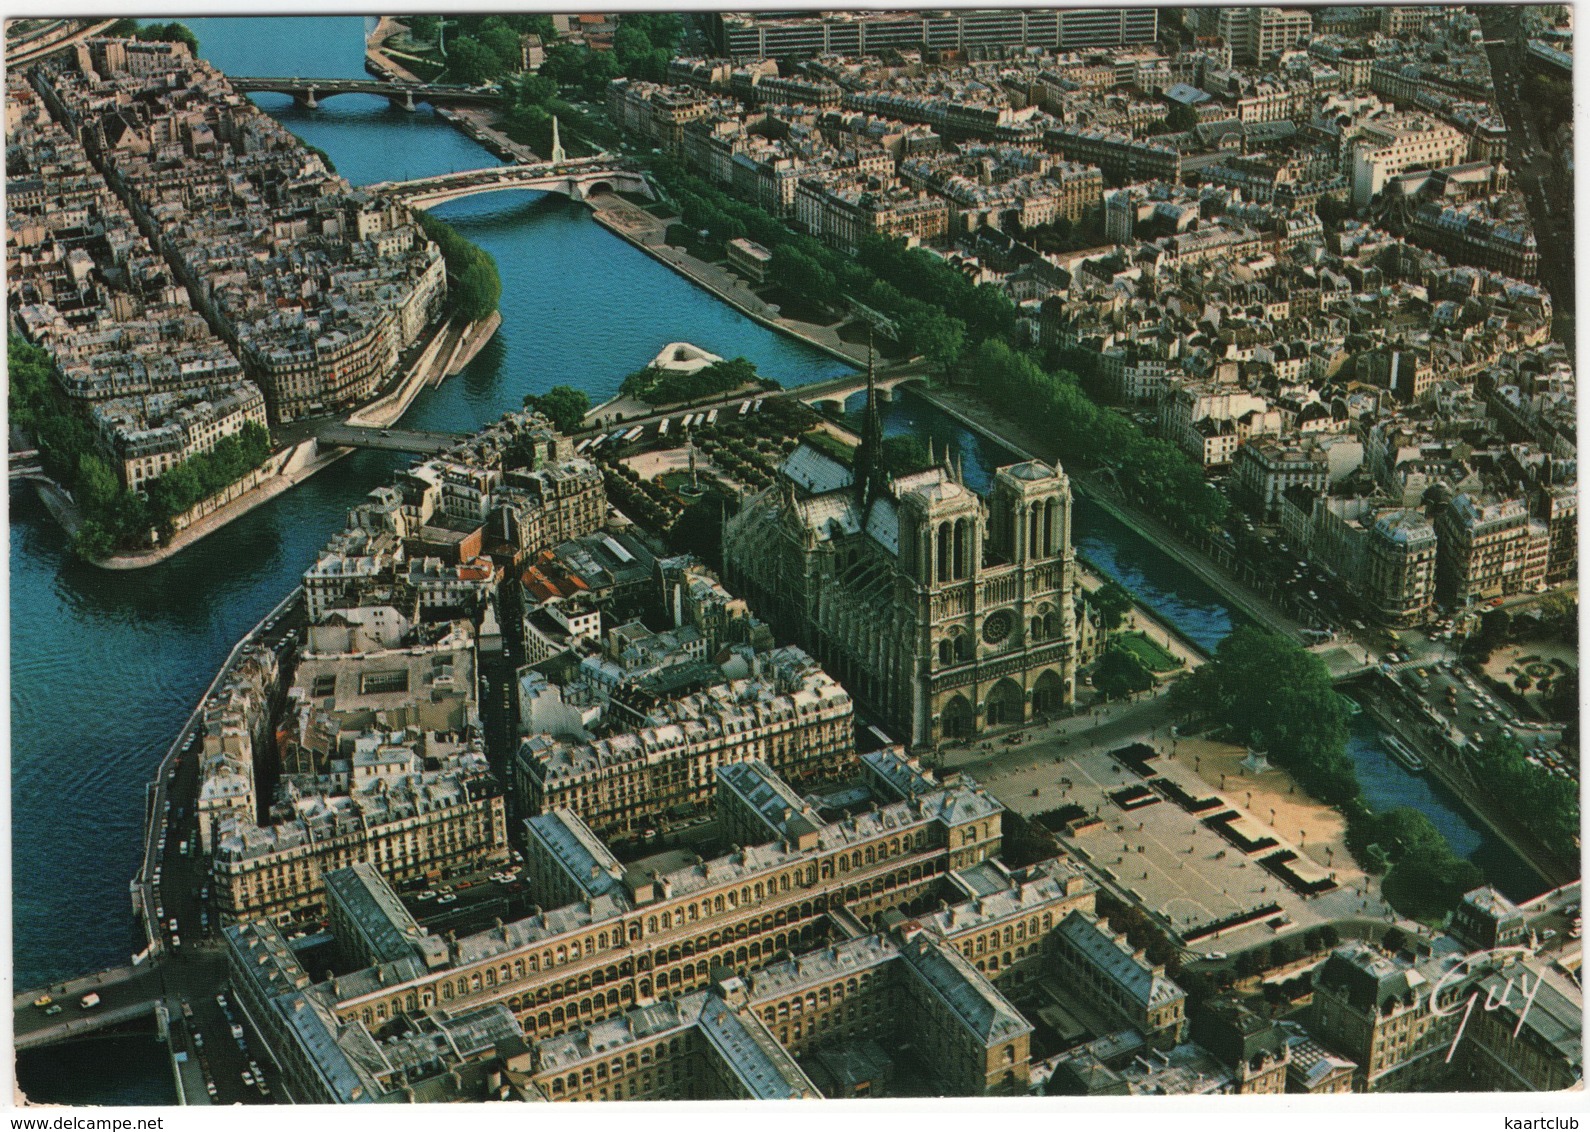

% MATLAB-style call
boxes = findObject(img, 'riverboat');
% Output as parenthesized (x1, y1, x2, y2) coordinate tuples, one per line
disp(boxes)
(1383, 735, 1425, 772)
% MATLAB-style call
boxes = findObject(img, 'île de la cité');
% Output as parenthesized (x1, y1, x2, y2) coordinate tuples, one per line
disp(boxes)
(6, 7, 1581, 1109)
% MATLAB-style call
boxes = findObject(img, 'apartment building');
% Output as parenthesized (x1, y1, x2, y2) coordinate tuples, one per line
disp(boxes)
(710, 9, 1156, 61)
(1050, 910, 1188, 1048)
(212, 740, 510, 924)
(1435, 492, 1549, 604)
(515, 649, 856, 837)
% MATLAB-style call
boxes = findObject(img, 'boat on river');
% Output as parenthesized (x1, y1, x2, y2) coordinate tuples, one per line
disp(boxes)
(1383, 735, 1425, 772)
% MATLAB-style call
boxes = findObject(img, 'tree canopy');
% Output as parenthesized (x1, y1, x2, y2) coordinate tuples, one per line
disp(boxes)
(1351, 807, 1484, 921)
(415, 212, 500, 322)
(1090, 581, 1136, 631)
(135, 21, 199, 51)
(523, 385, 590, 434)
(1171, 625, 1356, 805)
(620, 356, 761, 406)
(1094, 642, 1156, 700)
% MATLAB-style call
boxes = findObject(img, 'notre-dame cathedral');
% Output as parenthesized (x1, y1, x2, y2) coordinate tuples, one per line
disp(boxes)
(723, 376, 1088, 748)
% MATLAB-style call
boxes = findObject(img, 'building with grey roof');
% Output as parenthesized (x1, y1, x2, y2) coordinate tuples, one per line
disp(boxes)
(1051, 909, 1187, 1047)
(523, 810, 628, 908)
(324, 863, 449, 973)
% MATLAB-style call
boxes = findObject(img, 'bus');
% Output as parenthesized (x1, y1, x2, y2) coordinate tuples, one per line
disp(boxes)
(706, 409, 719, 426)
(657, 418, 671, 437)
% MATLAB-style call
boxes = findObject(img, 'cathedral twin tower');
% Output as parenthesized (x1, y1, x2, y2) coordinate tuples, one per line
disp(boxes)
(724, 373, 1086, 749)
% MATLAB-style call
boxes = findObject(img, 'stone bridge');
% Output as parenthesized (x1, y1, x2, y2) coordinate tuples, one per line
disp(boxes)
(368, 157, 654, 209)
(230, 76, 503, 111)
(311, 421, 468, 455)
(13, 962, 167, 1052)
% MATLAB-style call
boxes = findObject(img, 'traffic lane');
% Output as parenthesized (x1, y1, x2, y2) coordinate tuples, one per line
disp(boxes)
(14, 966, 166, 1038)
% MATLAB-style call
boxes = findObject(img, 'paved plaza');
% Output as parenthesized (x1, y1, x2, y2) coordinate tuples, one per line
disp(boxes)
(947, 704, 1391, 956)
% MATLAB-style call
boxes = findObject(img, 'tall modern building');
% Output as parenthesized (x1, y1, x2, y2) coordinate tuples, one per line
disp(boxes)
(711, 9, 1158, 59)
(724, 370, 1082, 747)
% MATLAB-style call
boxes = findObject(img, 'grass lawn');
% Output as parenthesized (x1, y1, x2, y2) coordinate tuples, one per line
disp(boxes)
(802, 429, 855, 467)
(1115, 631, 1182, 673)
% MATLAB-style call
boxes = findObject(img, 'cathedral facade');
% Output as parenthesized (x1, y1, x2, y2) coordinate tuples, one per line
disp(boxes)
(724, 381, 1085, 749)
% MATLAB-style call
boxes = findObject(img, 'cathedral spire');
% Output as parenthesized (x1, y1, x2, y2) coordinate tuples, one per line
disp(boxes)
(854, 332, 888, 512)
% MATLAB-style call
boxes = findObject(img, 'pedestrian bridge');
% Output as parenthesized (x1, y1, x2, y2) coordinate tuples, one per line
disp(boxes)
(230, 76, 502, 111)
(368, 157, 654, 210)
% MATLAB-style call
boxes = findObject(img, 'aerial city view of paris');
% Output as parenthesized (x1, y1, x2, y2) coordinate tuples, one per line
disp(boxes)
(5, 5, 1580, 1111)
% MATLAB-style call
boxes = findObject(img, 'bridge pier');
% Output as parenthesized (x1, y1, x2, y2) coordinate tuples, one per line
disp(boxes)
(389, 90, 417, 112)
(295, 87, 318, 110)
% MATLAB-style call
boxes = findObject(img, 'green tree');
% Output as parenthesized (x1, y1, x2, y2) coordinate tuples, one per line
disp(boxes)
(449, 37, 504, 84)
(1090, 581, 1136, 631)
(900, 309, 965, 373)
(523, 385, 591, 433)
(416, 212, 501, 321)
(74, 454, 120, 518)
(1358, 807, 1483, 921)
(1094, 642, 1156, 699)
(511, 72, 558, 107)
(880, 434, 931, 475)
(1172, 626, 1356, 805)
(72, 520, 115, 562)
(135, 21, 199, 51)
(769, 246, 837, 305)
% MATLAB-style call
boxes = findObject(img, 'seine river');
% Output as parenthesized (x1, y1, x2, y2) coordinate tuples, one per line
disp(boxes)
(9, 15, 1542, 1103)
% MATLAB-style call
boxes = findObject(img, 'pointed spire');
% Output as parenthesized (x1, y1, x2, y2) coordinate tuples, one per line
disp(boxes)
(956, 451, 965, 485)
(927, 437, 936, 467)
(550, 115, 566, 164)
(854, 329, 887, 512)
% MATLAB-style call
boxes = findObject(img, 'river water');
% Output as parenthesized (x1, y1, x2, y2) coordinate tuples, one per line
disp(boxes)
(8, 14, 1544, 1104)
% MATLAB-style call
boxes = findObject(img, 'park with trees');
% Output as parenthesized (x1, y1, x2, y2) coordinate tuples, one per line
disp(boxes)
(619, 356, 769, 407)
